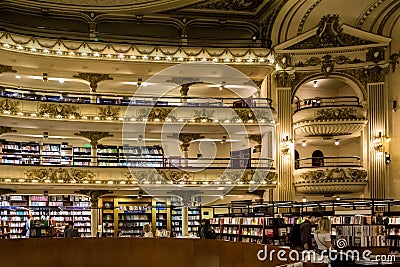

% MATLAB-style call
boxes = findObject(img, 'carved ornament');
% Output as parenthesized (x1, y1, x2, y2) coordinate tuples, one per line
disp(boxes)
(218, 171, 246, 184)
(366, 47, 385, 63)
(289, 14, 374, 49)
(275, 71, 295, 88)
(365, 65, 388, 83)
(315, 108, 357, 120)
(128, 170, 162, 184)
(74, 131, 113, 147)
(24, 168, 95, 183)
(299, 168, 367, 182)
(179, 133, 204, 150)
(248, 170, 278, 184)
(275, 54, 291, 69)
(248, 134, 262, 144)
(162, 170, 192, 183)
(295, 54, 362, 76)
(0, 99, 20, 114)
(38, 103, 80, 118)
(98, 105, 120, 120)
(167, 77, 200, 86)
(0, 65, 17, 74)
(73, 73, 113, 92)
(390, 53, 399, 73)
(192, 108, 214, 123)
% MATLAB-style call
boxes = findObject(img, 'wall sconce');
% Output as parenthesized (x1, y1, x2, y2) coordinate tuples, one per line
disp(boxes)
(373, 131, 390, 152)
(281, 136, 292, 155)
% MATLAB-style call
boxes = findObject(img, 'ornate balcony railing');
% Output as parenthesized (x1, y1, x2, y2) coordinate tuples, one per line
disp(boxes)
(293, 156, 367, 195)
(295, 156, 361, 169)
(292, 97, 367, 138)
(293, 96, 361, 112)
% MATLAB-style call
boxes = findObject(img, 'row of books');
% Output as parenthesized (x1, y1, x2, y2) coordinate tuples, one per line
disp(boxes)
(334, 235, 386, 247)
(334, 225, 386, 236)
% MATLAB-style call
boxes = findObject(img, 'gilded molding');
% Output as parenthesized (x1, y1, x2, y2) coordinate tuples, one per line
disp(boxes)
(249, 170, 278, 184)
(98, 105, 120, 120)
(366, 47, 385, 63)
(0, 126, 16, 135)
(192, 108, 214, 123)
(275, 53, 291, 69)
(162, 170, 192, 183)
(38, 103, 81, 118)
(74, 131, 113, 146)
(127, 170, 162, 184)
(73, 73, 113, 92)
(167, 77, 200, 86)
(0, 99, 20, 114)
(315, 108, 357, 120)
(24, 168, 95, 183)
(137, 107, 175, 122)
(179, 133, 204, 151)
(365, 65, 388, 83)
(299, 168, 367, 182)
(0, 64, 17, 74)
(233, 109, 257, 122)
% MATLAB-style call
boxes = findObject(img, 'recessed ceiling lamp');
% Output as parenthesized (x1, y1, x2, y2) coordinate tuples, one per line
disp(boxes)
(334, 139, 340, 146)
(313, 81, 318, 88)
(221, 136, 227, 144)
(302, 140, 307, 147)
(219, 81, 226, 91)
(15, 75, 21, 79)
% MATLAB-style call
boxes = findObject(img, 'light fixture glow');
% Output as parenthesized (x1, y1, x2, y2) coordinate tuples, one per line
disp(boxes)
(334, 139, 340, 146)
(302, 141, 307, 147)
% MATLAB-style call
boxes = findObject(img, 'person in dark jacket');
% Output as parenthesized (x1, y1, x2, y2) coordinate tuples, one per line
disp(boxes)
(64, 221, 79, 238)
(300, 212, 321, 250)
(200, 219, 217, 239)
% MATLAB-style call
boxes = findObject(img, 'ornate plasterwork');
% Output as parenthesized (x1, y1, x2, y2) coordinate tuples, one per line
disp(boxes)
(0, 99, 20, 114)
(0, 64, 17, 74)
(38, 103, 80, 118)
(24, 168, 95, 183)
(293, 121, 367, 137)
(192, 109, 214, 123)
(315, 108, 357, 120)
(295, 55, 363, 76)
(137, 107, 176, 122)
(294, 167, 367, 194)
(275, 54, 291, 69)
(74, 131, 113, 146)
(366, 47, 385, 63)
(248, 170, 278, 184)
(289, 14, 374, 49)
(98, 105, 120, 120)
(365, 65, 388, 83)
(233, 109, 258, 122)
(73, 73, 113, 92)
(300, 168, 367, 181)
(218, 170, 246, 184)
(179, 133, 204, 151)
(162, 170, 192, 183)
(191, 0, 264, 12)
(127, 170, 163, 184)
(390, 53, 399, 73)
(275, 71, 295, 88)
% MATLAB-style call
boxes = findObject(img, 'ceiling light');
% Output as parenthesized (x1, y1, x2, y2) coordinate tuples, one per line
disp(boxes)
(258, 57, 265, 62)
(17, 45, 23, 50)
(81, 52, 87, 57)
(154, 56, 160, 60)
(336, 197, 341, 201)
(335, 139, 340, 146)
(302, 197, 307, 202)
(16, 75, 21, 79)
(30, 47, 37, 52)
(302, 141, 307, 147)
(118, 53, 124, 59)
(56, 50, 62, 55)
(69, 52, 75, 56)
(94, 52, 100, 57)
(58, 79, 64, 84)
(219, 81, 226, 91)
(43, 49, 49, 53)
(313, 81, 318, 88)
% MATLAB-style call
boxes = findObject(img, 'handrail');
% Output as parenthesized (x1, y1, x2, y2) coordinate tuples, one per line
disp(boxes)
(293, 96, 362, 112)
(0, 153, 274, 169)
(0, 85, 273, 108)
(295, 156, 362, 169)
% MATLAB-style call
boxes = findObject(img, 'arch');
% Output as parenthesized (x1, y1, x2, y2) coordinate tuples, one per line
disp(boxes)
(312, 150, 324, 167)
(294, 150, 300, 169)
(291, 72, 366, 104)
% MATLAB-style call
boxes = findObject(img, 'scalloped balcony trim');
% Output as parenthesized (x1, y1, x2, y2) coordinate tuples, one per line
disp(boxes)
(294, 179, 368, 194)
(0, 31, 273, 65)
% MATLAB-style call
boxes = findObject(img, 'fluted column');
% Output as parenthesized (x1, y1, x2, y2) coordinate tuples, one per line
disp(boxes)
(368, 81, 388, 199)
(275, 72, 294, 202)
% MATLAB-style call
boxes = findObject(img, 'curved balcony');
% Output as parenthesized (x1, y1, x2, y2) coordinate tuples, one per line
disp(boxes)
(0, 90, 274, 128)
(294, 156, 368, 195)
(292, 96, 367, 137)
(0, 156, 277, 194)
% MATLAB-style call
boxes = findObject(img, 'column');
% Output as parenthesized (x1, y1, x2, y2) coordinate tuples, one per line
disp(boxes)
(181, 206, 189, 237)
(90, 197, 99, 237)
(275, 72, 294, 202)
(180, 84, 190, 106)
(368, 81, 388, 199)
(178, 133, 203, 168)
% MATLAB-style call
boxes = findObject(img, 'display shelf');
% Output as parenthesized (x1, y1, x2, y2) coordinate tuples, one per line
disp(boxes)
(120, 145, 164, 167)
(97, 145, 119, 167)
(72, 147, 91, 166)
(42, 144, 61, 165)
(170, 206, 201, 237)
(116, 200, 152, 237)
(61, 143, 73, 165)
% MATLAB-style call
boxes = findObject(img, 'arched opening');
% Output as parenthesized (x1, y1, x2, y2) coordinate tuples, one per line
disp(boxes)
(312, 150, 324, 167)
(294, 150, 300, 169)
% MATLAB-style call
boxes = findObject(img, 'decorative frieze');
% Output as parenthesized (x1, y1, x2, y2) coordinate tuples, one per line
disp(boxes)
(315, 108, 357, 120)
(24, 168, 95, 183)
(191, 0, 263, 12)
(299, 168, 367, 181)
(127, 170, 163, 184)
(38, 103, 80, 118)
(98, 105, 120, 120)
(295, 55, 362, 76)
(275, 54, 291, 69)
(275, 71, 295, 88)
(0, 99, 20, 114)
(192, 109, 214, 123)
(162, 170, 192, 183)
(0, 65, 17, 74)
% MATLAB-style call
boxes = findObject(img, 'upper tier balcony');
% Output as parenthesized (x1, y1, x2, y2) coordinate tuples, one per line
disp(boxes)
(294, 156, 367, 195)
(0, 156, 277, 194)
(0, 88, 274, 128)
(293, 96, 367, 138)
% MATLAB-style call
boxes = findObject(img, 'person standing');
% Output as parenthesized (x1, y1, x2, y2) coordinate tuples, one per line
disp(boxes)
(200, 219, 217, 239)
(143, 224, 153, 237)
(300, 212, 321, 250)
(314, 217, 332, 253)
(24, 214, 34, 238)
(64, 222, 79, 238)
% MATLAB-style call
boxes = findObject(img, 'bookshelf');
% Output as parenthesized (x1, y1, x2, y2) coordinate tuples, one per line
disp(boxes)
(61, 143, 73, 165)
(0, 220, 10, 239)
(97, 145, 119, 167)
(120, 145, 164, 167)
(386, 217, 400, 249)
(101, 198, 115, 237)
(42, 144, 61, 165)
(73, 147, 91, 166)
(117, 199, 152, 237)
(170, 206, 201, 237)
(155, 202, 168, 231)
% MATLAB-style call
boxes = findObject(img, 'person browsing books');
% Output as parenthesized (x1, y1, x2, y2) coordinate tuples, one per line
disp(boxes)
(300, 212, 321, 250)
(314, 217, 332, 253)
(143, 224, 153, 237)
(64, 221, 79, 238)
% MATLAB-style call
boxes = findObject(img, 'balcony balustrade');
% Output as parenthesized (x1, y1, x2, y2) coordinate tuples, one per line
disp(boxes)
(293, 156, 367, 195)
(292, 96, 367, 137)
